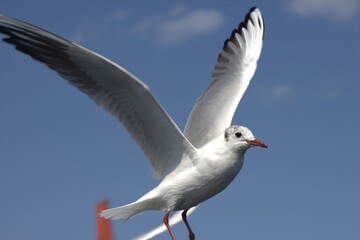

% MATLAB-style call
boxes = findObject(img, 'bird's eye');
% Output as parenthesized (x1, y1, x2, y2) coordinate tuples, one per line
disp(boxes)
(235, 132, 242, 138)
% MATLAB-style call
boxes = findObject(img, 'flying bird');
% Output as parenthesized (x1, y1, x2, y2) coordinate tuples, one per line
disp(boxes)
(0, 7, 266, 240)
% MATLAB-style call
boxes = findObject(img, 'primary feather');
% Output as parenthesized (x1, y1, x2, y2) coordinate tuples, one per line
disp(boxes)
(0, 14, 195, 180)
(184, 7, 264, 148)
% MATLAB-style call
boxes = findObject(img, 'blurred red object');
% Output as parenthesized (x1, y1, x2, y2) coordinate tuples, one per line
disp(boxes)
(96, 200, 114, 240)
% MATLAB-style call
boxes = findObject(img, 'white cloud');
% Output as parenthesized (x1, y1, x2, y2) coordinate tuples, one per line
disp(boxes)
(70, 6, 224, 45)
(132, 6, 224, 45)
(103, 10, 129, 23)
(288, 0, 360, 21)
(169, 5, 187, 17)
(69, 10, 129, 44)
(159, 10, 224, 44)
(271, 85, 295, 100)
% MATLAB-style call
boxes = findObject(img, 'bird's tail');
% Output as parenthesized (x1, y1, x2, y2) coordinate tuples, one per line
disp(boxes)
(100, 198, 158, 220)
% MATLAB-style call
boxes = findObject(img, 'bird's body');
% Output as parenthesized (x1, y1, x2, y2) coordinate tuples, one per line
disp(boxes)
(0, 7, 266, 240)
(108, 126, 248, 220)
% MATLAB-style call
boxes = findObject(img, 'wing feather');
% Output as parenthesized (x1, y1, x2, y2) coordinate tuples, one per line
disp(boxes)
(0, 15, 195, 179)
(184, 8, 264, 148)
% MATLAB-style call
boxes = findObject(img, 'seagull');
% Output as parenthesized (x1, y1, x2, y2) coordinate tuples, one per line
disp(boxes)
(0, 7, 266, 240)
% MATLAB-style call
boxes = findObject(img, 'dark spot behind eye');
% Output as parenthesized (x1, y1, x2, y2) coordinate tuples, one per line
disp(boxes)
(225, 131, 229, 141)
(235, 132, 242, 138)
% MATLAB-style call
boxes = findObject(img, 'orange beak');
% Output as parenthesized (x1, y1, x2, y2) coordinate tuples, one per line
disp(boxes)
(247, 139, 268, 148)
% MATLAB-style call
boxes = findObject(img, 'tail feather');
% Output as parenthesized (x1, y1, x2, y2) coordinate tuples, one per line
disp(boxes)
(100, 199, 156, 220)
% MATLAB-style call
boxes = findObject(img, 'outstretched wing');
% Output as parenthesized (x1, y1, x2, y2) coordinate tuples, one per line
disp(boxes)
(0, 15, 195, 179)
(184, 8, 264, 148)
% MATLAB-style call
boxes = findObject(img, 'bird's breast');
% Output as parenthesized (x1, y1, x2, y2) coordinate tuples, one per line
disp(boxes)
(161, 152, 244, 210)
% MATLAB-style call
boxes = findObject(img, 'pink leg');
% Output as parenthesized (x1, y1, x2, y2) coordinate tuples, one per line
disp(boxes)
(182, 209, 195, 240)
(163, 211, 176, 240)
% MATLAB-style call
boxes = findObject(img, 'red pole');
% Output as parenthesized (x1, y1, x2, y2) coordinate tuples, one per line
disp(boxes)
(96, 200, 114, 240)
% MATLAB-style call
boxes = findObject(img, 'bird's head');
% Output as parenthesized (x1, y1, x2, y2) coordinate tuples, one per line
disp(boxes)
(224, 125, 267, 151)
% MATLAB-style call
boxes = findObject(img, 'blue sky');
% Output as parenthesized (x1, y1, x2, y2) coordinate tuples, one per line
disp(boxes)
(1, 0, 359, 239)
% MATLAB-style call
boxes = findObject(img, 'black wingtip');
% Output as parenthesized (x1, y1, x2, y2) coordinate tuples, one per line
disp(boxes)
(238, 7, 264, 40)
(248, 7, 265, 41)
(222, 7, 264, 50)
(249, 6, 258, 13)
